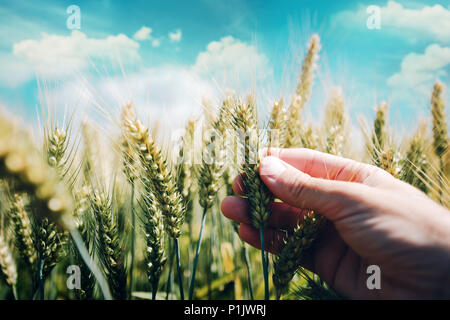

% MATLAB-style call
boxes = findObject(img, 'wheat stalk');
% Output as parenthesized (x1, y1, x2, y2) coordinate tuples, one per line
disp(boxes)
(231, 97, 273, 300)
(189, 103, 229, 300)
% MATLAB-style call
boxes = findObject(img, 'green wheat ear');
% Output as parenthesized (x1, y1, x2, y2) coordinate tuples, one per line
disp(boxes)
(400, 123, 430, 194)
(273, 211, 326, 299)
(139, 186, 166, 299)
(91, 189, 127, 299)
(231, 98, 273, 228)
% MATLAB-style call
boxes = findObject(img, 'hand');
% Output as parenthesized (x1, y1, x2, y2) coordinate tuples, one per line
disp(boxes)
(221, 148, 450, 299)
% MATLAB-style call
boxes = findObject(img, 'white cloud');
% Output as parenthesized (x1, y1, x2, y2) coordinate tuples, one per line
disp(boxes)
(49, 66, 217, 134)
(169, 29, 182, 42)
(192, 36, 272, 88)
(133, 26, 152, 41)
(41, 35, 273, 134)
(0, 30, 140, 87)
(387, 44, 450, 95)
(152, 39, 161, 47)
(333, 1, 450, 43)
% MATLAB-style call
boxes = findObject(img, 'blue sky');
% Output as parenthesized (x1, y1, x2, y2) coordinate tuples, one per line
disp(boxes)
(0, 0, 449, 132)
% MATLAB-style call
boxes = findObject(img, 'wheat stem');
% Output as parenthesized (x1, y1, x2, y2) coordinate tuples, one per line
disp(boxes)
(166, 243, 174, 300)
(175, 238, 184, 300)
(260, 226, 269, 300)
(189, 206, 207, 300)
(70, 229, 112, 300)
(129, 181, 135, 299)
(242, 243, 254, 300)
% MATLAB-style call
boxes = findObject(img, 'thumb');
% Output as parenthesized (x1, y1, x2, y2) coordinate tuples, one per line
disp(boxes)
(259, 156, 366, 221)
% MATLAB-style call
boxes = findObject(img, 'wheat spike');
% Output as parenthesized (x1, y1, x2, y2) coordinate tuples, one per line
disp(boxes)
(0, 233, 17, 288)
(91, 189, 127, 299)
(198, 103, 228, 210)
(268, 99, 286, 148)
(431, 80, 448, 159)
(177, 118, 196, 218)
(400, 124, 430, 193)
(285, 34, 321, 148)
(0, 115, 74, 230)
(371, 102, 388, 163)
(121, 104, 139, 183)
(124, 118, 185, 239)
(9, 193, 36, 268)
(273, 211, 326, 299)
(36, 217, 67, 278)
(140, 187, 166, 298)
(324, 88, 347, 156)
(231, 99, 273, 228)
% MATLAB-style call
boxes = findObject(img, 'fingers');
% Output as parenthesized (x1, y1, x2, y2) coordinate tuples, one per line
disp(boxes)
(259, 156, 368, 220)
(221, 196, 308, 231)
(266, 148, 377, 183)
(238, 223, 286, 254)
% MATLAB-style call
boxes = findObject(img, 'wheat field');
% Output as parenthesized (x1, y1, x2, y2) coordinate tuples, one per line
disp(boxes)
(0, 34, 448, 300)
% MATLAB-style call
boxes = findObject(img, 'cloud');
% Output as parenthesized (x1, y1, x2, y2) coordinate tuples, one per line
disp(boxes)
(333, 1, 450, 43)
(192, 36, 272, 88)
(49, 65, 217, 134)
(387, 44, 450, 96)
(42, 35, 273, 133)
(133, 26, 152, 41)
(0, 30, 140, 87)
(152, 39, 161, 47)
(169, 29, 182, 42)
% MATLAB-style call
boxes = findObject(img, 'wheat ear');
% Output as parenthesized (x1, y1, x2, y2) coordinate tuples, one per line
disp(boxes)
(273, 211, 326, 299)
(285, 34, 321, 148)
(189, 103, 228, 300)
(9, 193, 36, 268)
(139, 186, 166, 300)
(324, 88, 347, 156)
(430, 80, 448, 202)
(231, 97, 273, 300)
(0, 233, 17, 296)
(124, 119, 185, 239)
(120, 103, 139, 299)
(91, 189, 127, 299)
(400, 123, 430, 193)
(268, 99, 287, 148)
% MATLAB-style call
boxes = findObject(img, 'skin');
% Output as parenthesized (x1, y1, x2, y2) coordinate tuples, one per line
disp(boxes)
(221, 148, 450, 299)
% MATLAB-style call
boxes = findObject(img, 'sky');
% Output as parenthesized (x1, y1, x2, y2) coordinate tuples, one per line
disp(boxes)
(0, 0, 449, 134)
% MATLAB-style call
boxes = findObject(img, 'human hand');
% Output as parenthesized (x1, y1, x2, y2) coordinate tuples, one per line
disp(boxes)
(221, 148, 450, 299)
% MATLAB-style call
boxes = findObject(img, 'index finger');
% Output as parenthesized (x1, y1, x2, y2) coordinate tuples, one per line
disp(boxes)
(265, 148, 376, 183)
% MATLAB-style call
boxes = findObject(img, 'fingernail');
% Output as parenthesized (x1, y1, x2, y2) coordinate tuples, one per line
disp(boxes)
(260, 156, 286, 181)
